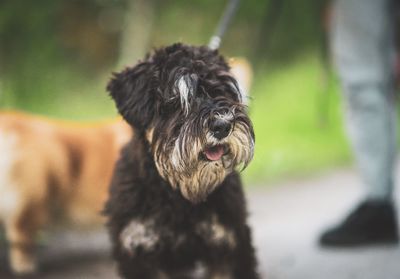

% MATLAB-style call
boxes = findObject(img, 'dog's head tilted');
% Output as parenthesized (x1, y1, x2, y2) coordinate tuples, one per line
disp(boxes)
(108, 43, 254, 203)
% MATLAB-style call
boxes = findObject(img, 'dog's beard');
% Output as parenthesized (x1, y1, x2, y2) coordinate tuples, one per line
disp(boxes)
(154, 121, 254, 203)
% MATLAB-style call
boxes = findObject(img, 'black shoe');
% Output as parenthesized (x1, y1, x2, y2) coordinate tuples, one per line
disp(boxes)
(320, 199, 399, 247)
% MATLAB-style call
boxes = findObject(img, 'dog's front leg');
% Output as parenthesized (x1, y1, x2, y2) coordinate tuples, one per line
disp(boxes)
(5, 202, 47, 275)
(117, 219, 163, 278)
(232, 225, 260, 279)
(119, 219, 160, 256)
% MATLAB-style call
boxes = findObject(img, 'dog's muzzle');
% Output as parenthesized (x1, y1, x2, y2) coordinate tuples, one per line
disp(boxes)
(210, 118, 232, 140)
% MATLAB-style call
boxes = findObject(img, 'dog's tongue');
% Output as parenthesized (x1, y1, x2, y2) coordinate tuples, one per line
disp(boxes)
(204, 145, 224, 161)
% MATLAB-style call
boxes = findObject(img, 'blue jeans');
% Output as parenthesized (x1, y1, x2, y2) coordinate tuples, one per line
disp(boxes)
(331, 0, 397, 200)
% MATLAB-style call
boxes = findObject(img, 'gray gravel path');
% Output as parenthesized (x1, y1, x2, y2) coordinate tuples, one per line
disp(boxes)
(1, 167, 400, 279)
(252, 168, 400, 279)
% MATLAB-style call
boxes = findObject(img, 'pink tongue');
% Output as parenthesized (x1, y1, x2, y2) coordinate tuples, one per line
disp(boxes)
(204, 146, 224, 161)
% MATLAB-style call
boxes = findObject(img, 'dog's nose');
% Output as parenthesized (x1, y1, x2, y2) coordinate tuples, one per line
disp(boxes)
(210, 119, 232, 140)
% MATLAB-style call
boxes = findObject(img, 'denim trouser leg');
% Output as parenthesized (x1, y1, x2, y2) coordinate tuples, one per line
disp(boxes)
(332, 0, 397, 200)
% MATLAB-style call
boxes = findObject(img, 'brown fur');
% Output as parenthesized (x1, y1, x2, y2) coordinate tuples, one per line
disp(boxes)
(0, 110, 131, 275)
(229, 57, 253, 97)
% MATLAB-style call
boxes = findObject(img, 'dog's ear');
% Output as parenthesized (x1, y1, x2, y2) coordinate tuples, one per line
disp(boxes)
(107, 62, 155, 130)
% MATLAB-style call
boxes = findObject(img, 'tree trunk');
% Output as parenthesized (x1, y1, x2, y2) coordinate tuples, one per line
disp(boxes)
(117, 0, 155, 68)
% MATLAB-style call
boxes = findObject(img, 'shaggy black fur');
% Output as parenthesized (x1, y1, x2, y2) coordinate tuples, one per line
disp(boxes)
(104, 43, 259, 279)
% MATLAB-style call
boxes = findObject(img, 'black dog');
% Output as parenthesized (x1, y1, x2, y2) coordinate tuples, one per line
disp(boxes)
(104, 43, 258, 279)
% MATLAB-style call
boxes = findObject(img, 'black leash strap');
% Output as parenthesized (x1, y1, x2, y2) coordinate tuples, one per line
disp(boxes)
(208, 0, 241, 50)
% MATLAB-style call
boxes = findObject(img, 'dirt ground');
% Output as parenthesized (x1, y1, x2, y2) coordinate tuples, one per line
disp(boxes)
(1, 167, 400, 279)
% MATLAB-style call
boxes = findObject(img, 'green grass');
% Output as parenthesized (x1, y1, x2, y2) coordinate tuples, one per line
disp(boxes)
(243, 53, 351, 184)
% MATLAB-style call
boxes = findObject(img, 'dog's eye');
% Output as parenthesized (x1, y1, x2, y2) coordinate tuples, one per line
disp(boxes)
(159, 97, 179, 115)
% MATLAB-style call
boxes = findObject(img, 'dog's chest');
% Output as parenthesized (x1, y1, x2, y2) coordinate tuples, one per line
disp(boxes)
(192, 214, 236, 248)
(119, 213, 236, 257)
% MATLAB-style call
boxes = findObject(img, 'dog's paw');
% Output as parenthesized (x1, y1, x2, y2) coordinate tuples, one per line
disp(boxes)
(120, 219, 159, 256)
(10, 249, 38, 276)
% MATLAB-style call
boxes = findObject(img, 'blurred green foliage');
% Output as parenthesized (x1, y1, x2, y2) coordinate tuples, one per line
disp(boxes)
(0, 0, 349, 183)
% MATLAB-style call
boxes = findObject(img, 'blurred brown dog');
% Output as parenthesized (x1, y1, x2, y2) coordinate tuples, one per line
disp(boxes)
(0, 111, 131, 275)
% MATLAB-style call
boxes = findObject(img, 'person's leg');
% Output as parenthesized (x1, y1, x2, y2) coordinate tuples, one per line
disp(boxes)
(344, 84, 396, 201)
(320, 0, 398, 246)
(334, 0, 396, 200)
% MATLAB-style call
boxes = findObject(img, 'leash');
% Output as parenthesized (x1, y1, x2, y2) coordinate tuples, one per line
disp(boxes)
(208, 0, 241, 50)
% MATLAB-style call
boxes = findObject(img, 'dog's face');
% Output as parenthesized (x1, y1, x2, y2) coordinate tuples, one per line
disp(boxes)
(108, 44, 254, 203)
